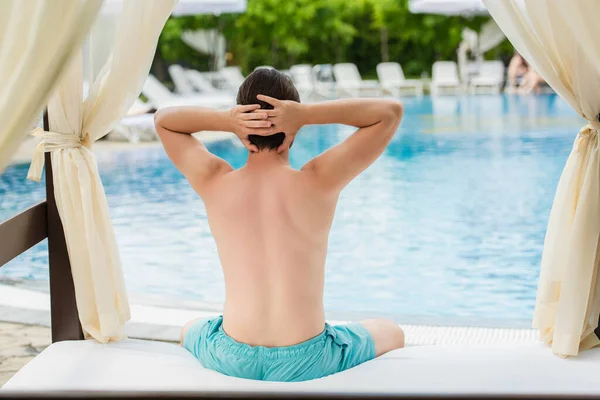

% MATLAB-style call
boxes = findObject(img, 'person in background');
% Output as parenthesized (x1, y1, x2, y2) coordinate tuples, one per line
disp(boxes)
(519, 67, 547, 94)
(506, 51, 529, 92)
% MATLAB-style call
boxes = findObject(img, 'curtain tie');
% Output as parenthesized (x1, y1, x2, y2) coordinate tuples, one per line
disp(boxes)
(575, 115, 600, 148)
(587, 117, 600, 131)
(26, 127, 88, 182)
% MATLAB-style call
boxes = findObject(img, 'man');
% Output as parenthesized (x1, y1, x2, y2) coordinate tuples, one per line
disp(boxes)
(154, 68, 405, 382)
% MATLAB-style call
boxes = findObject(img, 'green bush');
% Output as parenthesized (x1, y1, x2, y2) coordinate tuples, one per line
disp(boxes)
(155, 0, 513, 79)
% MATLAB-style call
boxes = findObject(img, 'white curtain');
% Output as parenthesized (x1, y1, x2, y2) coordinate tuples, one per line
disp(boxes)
(483, 0, 600, 357)
(0, 0, 102, 174)
(27, 0, 177, 343)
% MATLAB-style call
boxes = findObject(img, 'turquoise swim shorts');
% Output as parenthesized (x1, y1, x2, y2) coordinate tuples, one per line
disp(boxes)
(183, 316, 376, 382)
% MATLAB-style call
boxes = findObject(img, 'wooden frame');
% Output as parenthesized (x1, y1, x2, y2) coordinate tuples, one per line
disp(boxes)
(0, 202, 47, 267)
(0, 115, 82, 343)
(44, 151, 83, 342)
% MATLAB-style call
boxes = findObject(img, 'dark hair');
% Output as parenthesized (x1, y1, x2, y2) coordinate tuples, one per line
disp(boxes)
(236, 68, 300, 151)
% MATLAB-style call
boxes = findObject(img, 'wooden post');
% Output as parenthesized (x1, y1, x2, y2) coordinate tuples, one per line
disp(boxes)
(44, 112, 83, 343)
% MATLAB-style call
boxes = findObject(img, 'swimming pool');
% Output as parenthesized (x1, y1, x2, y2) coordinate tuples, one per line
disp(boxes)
(0, 95, 584, 326)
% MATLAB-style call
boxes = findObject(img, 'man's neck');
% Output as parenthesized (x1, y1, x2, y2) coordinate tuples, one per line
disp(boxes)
(245, 150, 290, 168)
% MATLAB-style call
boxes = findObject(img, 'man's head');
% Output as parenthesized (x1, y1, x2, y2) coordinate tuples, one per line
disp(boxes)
(237, 68, 300, 151)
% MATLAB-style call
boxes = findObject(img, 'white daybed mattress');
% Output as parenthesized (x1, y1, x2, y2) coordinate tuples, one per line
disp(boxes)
(3, 339, 600, 395)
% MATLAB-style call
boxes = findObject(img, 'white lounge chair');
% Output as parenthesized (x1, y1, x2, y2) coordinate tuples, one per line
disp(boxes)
(185, 69, 221, 94)
(333, 63, 381, 97)
(104, 99, 157, 142)
(168, 64, 196, 96)
(470, 60, 505, 94)
(108, 114, 157, 143)
(219, 66, 246, 91)
(312, 64, 337, 99)
(376, 62, 424, 97)
(127, 98, 153, 116)
(142, 74, 235, 110)
(431, 61, 461, 96)
(289, 64, 315, 99)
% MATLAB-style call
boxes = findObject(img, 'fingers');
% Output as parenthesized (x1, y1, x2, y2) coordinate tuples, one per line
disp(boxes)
(240, 111, 268, 120)
(257, 94, 280, 107)
(253, 109, 278, 116)
(244, 120, 272, 128)
(237, 104, 261, 113)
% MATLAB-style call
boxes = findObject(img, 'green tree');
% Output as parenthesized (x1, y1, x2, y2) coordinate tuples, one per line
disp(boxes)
(228, 0, 360, 72)
(155, 0, 513, 80)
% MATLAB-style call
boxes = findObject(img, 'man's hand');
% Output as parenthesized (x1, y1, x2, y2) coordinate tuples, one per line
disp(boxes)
(256, 95, 305, 153)
(229, 104, 275, 152)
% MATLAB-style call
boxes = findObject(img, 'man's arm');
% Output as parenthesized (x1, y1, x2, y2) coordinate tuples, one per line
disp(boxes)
(258, 96, 403, 192)
(302, 99, 403, 191)
(154, 105, 273, 192)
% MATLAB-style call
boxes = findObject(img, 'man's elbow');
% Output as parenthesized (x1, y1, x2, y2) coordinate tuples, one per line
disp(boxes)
(154, 108, 177, 139)
(387, 100, 404, 122)
(379, 100, 403, 129)
(154, 108, 166, 130)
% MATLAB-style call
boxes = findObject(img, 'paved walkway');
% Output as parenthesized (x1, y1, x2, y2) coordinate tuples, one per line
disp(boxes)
(0, 322, 50, 387)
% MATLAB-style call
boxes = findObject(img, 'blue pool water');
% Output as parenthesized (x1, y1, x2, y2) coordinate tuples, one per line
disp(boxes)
(0, 95, 584, 325)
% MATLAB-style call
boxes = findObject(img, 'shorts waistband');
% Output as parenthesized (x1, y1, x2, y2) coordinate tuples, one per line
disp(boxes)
(213, 316, 330, 360)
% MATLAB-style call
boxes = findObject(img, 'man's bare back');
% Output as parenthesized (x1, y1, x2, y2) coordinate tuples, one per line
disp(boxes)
(204, 158, 336, 346)
(155, 70, 405, 373)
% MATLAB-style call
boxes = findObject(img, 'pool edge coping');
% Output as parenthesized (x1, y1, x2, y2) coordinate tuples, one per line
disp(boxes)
(0, 284, 540, 345)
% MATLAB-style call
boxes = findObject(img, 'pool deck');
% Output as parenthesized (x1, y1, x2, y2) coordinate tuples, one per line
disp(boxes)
(0, 322, 49, 387)
(10, 129, 236, 166)
(0, 283, 540, 386)
(0, 284, 539, 344)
